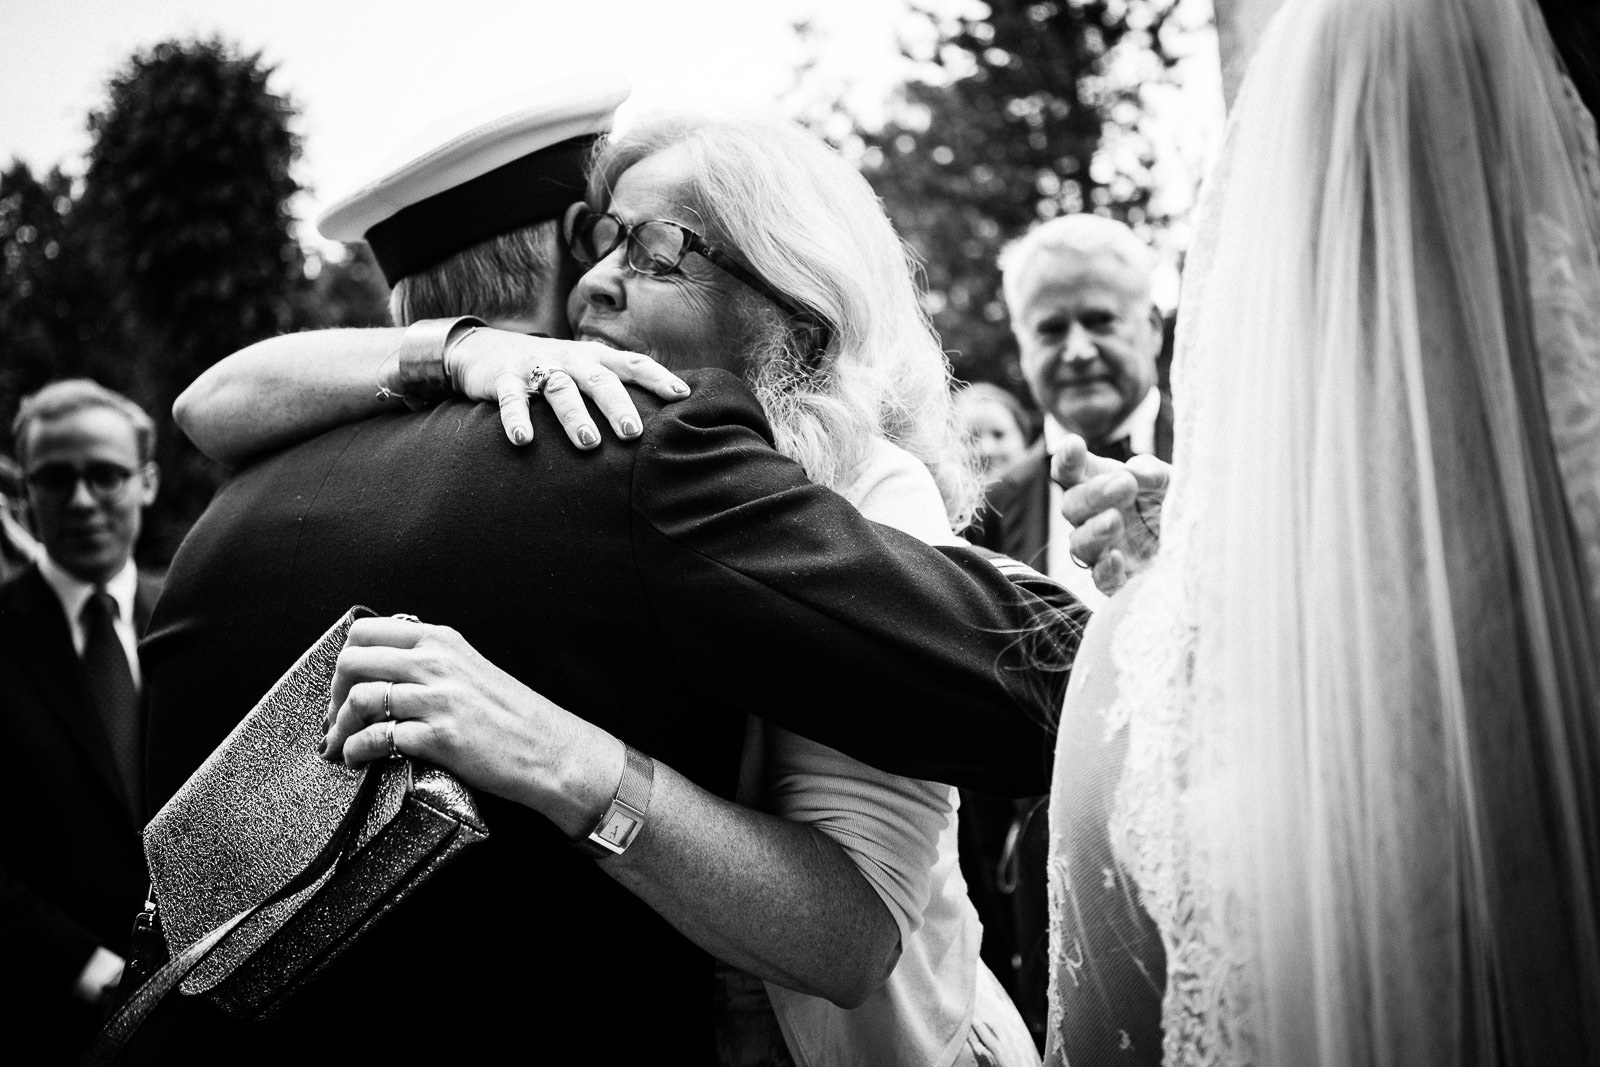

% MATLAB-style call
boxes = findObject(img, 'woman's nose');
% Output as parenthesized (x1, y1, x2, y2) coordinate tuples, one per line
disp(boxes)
(573, 245, 629, 311)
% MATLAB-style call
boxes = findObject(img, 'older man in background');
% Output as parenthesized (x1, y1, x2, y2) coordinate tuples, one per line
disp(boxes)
(962, 213, 1171, 1049)
(970, 213, 1171, 610)
(0, 379, 162, 1065)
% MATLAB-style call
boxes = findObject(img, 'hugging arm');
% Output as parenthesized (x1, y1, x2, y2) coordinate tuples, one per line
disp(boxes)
(632, 372, 1073, 796)
(322, 618, 901, 1007)
(173, 326, 689, 469)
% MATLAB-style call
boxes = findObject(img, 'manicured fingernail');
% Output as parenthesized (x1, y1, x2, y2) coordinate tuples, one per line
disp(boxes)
(511, 427, 529, 445)
(670, 381, 690, 394)
(578, 427, 599, 447)
(620, 418, 640, 437)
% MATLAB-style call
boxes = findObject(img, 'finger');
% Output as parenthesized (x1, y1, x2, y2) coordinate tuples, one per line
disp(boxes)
(1069, 508, 1125, 569)
(1051, 436, 1130, 490)
(1092, 549, 1129, 597)
(539, 369, 601, 449)
(592, 348, 691, 402)
(328, 640, 425, 721)
(324, 679, 386, 759)
(344, 616, 431, 650)
(493, 371, 536, 447)
(325, 678, 429, 760)
(571, 364, 646, 439)
(1125, 454, 1172, 496)
(1050, 434, 1089, 489)
(1060, 470, 1138, 528)
(341, 719, 429, 768)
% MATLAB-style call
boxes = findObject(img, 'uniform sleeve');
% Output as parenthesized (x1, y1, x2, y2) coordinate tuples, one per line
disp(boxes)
(629, 370, 1073, 796)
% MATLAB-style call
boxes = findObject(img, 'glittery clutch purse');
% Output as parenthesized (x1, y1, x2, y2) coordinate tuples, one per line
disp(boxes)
(83, 606, 489, 1064)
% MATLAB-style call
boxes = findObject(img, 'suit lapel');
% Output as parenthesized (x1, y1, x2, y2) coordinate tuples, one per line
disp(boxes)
(134, 572, 161, 634)
(2, 566, 137, 821)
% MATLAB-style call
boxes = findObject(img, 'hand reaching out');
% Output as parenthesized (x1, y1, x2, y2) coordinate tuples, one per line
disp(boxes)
(1052, 435, 1171, 597)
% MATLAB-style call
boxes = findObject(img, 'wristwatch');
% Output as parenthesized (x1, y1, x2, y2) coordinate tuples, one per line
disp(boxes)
(578, 745, 655, 858)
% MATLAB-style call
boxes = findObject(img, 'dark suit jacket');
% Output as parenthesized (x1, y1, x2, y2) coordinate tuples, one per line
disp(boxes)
(132, 370, 1071, 1064)
(0, 561, 160, 1065)
(963, 400, 1173, 1047)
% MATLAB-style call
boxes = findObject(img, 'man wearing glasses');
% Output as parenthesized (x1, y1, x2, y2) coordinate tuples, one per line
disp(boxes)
(0, 378, 162, 1064)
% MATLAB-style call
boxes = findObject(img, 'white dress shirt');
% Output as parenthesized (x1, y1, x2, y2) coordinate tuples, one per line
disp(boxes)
(38, 554, 143, 686)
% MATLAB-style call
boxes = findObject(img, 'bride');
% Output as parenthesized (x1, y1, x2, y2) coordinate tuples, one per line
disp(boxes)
(1046, 0, 1600, 1063)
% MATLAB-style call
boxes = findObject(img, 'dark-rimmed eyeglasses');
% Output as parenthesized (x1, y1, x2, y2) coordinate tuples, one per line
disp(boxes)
(564, 206, 812, 324)
(25, 461, 140, 502)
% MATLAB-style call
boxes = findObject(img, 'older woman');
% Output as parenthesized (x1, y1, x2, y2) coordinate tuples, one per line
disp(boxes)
(178, 112, 1049, 1065)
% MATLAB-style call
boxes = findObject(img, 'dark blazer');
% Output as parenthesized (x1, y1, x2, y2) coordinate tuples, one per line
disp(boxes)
(963, 398, 1173, 1048)
(0, 561, 160, 1065)
(132, 370, 1071, 1064)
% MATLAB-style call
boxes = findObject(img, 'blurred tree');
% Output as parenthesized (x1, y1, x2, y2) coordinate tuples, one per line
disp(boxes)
(797, 0, 1185, 397)
(298, 243, 392, 330)
(1, 39, 399, 566)
(0, 162, 105, 410)
(75, 37, 306, 563)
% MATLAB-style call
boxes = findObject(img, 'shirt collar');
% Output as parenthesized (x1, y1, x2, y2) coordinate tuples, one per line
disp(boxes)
(1043, 386, 1162, 456)
(39, 553, 138, 625)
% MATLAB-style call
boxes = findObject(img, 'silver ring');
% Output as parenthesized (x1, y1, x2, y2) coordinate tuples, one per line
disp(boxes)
(1068, 547, 1092, 570)
(386, 720, 400, 760)
(382, 681, 394, 721)
(526, 366, 553, 395)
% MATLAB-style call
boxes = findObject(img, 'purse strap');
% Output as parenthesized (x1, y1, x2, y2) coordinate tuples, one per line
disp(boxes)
(79, 764, 385, 1067)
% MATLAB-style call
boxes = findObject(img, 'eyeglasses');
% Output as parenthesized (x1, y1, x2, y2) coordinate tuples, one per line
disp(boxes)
(25, 461, 140, 502)
(564, 207, 811, 324)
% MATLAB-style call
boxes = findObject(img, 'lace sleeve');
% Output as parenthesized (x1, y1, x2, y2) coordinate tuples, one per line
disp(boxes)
(1045, 586, 1165, 1066)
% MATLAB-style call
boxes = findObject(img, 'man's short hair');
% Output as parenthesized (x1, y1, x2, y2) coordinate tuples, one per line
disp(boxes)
(12, 379, 156, 467)
(387, 220, 565, 326)
(998, 214, 1157, 317)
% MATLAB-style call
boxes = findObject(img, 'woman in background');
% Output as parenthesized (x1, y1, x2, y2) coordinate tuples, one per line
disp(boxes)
(954, 382, 1033, 483)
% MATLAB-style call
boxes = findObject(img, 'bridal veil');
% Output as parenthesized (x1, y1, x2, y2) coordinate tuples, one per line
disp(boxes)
(1048, 0, 1600, 1062)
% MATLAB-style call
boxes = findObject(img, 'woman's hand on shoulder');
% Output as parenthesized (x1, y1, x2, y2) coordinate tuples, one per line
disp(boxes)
(446, 329, 690, 451)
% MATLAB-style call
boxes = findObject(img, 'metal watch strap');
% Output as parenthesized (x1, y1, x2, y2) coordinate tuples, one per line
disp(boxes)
(579, 745, 655, 858)
(393, 315, 485, 400)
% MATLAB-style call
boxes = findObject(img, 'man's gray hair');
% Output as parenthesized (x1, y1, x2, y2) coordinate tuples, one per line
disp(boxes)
(13, 379, 156, 466)
(998, 214, 1157, 319)
(589, 114, 981, 529)
(388, 221, 566, 326)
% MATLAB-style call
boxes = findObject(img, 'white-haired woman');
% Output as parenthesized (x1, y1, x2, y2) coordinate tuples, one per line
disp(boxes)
(1045, 0, 1600, 1063)
(178, 112, 1050, 1066)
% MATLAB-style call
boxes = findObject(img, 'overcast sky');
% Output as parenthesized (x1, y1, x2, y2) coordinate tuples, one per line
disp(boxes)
(1, 0, 926, 235)
(1, 0, 1221, 280)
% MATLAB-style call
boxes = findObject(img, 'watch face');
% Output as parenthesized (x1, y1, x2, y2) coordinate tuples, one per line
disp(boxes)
(598, 810, 640, 847)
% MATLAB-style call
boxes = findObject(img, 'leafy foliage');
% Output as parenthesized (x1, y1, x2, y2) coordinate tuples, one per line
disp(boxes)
(1, 38, 390, 566)
(0, 163, 103, 408)
(68, 39, 310, 558)
(803, 0, 1185, 397)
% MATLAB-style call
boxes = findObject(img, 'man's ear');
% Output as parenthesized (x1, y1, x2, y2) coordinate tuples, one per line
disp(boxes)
(138, 462, 160, 506)
(1145, 305, 1166, 356)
